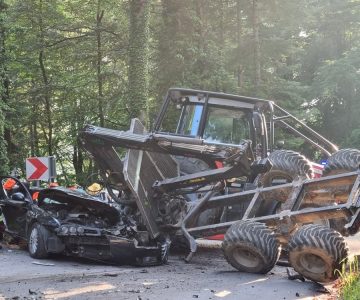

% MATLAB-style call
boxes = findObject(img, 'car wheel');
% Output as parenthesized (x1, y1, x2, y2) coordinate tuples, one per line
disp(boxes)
(28, 223, 49, 259)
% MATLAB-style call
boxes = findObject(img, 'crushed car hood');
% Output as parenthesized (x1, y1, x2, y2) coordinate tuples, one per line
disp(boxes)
(37, 187, 120, 224)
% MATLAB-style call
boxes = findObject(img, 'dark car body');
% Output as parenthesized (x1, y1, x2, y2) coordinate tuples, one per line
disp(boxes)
(0, 176, 168, 266)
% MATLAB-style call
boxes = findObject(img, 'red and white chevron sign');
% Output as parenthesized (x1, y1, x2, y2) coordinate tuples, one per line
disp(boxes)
(26, 157, 55, 181)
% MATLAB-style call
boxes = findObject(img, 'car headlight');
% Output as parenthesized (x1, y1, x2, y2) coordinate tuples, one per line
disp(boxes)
(77, 226, 85, 235)
(69, 226, 77, 235)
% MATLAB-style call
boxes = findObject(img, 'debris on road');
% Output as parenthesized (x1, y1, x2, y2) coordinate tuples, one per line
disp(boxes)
(286, 268, 305, 282)
(28, 289, 37, 295)
(32, 261, 55, 266)
(104, 273, 118, 277)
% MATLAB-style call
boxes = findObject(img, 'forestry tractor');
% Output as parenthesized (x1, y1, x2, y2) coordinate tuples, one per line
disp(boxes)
(79, 88, 360, 283)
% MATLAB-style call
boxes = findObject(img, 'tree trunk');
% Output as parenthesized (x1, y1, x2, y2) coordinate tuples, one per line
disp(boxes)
(96, 0, 105, 127)
(0, 0, 9, 174)
(72, 142, 84, 181)
(128, 0, 150, 122)
(29, 82, 40, 157)
(194, 0, 207, 81)
(236, 0, 244, 88)
(252, 0, 261, 90)
(38, 0, 53, 156)
(157, 0, 181, 97)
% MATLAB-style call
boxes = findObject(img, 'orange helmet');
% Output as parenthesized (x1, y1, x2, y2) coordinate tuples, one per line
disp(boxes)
(3, 178, 16, 190)
(49, 182, 59, 188)
(32, 191, 40, 201)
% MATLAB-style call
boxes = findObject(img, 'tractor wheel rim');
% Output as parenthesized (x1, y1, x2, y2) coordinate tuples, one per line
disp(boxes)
(299, 253, 327, 274)
(233, 248, 261, 268)
(29, 227, 38, 254)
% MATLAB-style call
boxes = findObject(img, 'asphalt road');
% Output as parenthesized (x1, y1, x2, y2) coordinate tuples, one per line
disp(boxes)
(3, 235, 360, 300)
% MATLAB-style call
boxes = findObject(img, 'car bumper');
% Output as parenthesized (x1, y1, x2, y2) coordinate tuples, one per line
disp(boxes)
(62, 234, 168, 266)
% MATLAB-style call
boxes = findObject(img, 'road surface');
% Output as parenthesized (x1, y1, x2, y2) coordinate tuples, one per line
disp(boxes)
(2, 234, 359, 300)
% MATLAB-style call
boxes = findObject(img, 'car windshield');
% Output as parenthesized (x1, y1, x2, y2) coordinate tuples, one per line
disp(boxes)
(203, 107, 250, 144)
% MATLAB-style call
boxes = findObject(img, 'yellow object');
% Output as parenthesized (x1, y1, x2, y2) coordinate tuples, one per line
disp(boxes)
(86, 183, 102, 195)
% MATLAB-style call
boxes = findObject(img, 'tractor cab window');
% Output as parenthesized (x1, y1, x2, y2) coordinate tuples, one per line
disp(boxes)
(203, 107, 250, 144)
(159, 101, 204, 137)
(177, 104, 203, 136)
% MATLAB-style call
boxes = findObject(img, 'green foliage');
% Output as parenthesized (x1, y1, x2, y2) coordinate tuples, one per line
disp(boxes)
(128, 0, 150, 121)
(311, 47, 360, 146)
(336, 256, 360, 300)
(342, 277, 360, 300)
(0, 0, 359, 180)
(0, 0, 9, 174)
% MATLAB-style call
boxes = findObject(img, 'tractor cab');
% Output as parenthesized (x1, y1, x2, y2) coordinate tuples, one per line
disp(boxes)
(154, 88, 272, 159)
(154, 88, 338, 159)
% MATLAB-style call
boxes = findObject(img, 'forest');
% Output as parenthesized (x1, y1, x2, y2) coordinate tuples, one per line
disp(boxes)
(0, 0, 359, 185)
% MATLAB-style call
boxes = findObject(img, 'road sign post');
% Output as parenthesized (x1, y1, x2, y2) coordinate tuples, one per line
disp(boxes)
(26, 156, 57, 181)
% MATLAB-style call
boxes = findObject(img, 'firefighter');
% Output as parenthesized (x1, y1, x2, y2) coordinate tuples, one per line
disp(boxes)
(49, 182, 59, 188)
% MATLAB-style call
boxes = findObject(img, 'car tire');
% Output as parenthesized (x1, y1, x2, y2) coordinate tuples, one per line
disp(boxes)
(28, 223, 49, 259)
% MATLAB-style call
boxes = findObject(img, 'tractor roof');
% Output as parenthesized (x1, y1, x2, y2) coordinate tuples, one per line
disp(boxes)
(168, 88, 273, 106)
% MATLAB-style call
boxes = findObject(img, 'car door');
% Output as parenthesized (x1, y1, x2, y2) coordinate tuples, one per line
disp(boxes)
(0, 176, 32, 239)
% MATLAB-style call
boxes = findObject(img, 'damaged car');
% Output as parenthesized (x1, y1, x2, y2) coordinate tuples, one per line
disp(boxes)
(0, 176, 169, 266)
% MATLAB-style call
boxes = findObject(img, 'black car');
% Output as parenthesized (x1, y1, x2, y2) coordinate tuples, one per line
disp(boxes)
(0, 176, 169, 266)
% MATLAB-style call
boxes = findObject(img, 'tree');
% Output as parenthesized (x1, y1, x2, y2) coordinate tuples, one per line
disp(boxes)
(0, 0, 9, 174)
(0, 0, 359, 181)
(128, 0, 150, 122)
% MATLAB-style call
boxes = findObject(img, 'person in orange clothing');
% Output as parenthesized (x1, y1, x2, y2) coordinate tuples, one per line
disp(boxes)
(3, 178, 16, 192)
(0, 178, 16, 248)
(32, 191, 40, 202)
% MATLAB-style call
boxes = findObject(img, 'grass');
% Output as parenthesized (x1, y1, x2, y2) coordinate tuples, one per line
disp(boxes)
(336, 256, 360, 300)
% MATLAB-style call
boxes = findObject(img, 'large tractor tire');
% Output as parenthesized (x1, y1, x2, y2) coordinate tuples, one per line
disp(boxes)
(175, 156, 210, 175)
(321, 149, 360, 234)
(256, 150, 313, 216)
(323, 148, 360, 176)
(174, 156, 223, 226)
(259, 150, 313, 187)
(222, 221, 280, 274)
(288, 224, 348, 282)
